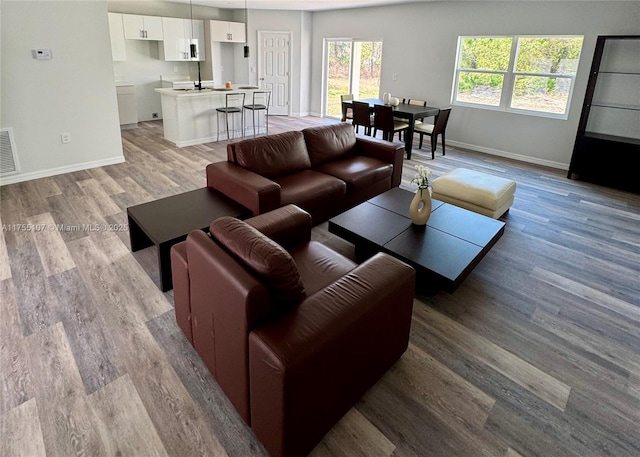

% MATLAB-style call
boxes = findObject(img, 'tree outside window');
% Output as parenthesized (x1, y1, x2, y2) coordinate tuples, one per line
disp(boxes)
(453, 35, 584, 118)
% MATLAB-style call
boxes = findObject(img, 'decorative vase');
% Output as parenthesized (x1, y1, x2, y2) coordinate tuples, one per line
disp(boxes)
(409, 187, 432, 225)
(383, 92, 390, 105)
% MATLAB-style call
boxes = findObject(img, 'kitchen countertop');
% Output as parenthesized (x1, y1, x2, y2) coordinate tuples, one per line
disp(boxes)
(155, 85, 262, 97)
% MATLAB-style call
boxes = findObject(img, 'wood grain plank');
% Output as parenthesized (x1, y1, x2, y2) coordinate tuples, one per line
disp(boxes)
(146, 311, 268, 457)
(46, 268, 121, 395)
(35, 177, 63, 198)
(27, 212, 76, 276)
(76, 178, 122, 217)
(3, 226, 56, 336)
(532, 308, 640, 376)
(414, 304, 571, 411)
(387, 343, 495, 431)
(89, 374, 169, 457)
(0, 398, 46, 457)
(0, 279, 33, 415)
(531, 267, 640, 322)
(26, 322, 105, 456)
(87, 167, 126, 196)
(309, 408, 396, 457)
(0, 227, 11, 280)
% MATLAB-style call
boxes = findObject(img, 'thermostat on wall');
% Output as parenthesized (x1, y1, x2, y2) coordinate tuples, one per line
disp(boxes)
(32, 49, 53, 60)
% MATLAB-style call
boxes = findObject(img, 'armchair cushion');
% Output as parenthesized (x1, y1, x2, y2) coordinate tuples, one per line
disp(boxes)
(234, 131, 311, 178)
(209, 217, 306, 307)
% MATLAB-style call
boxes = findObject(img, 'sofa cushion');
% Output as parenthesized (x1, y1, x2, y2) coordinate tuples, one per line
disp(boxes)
(314, 156, 393, 192)
(303, 123, 357, 167)
(275, 170, 347, 212)
(233, 131, 311, 178)
(209, 217, 306, 307)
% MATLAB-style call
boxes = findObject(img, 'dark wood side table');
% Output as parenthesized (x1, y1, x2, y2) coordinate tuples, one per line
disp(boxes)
(127, 187, 250, 291)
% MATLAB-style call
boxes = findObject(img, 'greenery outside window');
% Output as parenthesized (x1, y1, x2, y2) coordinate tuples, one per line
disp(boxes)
(453, 36, 584, 119)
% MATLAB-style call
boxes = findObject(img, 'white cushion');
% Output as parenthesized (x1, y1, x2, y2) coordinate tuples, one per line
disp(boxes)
(431, 168, 516, 218)
(415, 123, 434, 134)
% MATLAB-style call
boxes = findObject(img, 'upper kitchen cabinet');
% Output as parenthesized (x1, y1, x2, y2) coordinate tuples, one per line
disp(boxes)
(122, 14, 163, 40)
(209, 20, 246, 43)
(108, 13, 126, 61)
(161, 17, 204, 61)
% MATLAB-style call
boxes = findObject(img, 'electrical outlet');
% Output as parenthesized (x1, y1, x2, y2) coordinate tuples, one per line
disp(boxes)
(152, 113, 159, 119)
(392, 73, 398, 81)
(60, 132, 71, 144)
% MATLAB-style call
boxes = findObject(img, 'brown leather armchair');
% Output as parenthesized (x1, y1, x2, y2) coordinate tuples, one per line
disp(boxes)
(171, 205, 415, 457)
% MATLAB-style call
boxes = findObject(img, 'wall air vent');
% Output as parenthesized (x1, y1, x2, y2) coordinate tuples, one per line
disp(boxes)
(0, 128, 19, 176)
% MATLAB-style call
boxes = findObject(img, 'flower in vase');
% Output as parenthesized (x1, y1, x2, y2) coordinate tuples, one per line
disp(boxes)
(411, 165, 432, 190)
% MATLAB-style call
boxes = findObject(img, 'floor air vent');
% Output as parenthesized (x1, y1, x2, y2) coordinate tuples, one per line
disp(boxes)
(0, 128, 19, 176)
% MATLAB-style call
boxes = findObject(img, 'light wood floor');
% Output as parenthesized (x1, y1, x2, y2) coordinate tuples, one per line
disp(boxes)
(1, 117, 639, 457)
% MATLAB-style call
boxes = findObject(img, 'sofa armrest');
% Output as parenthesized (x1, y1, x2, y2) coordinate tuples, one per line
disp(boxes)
(354, 135, 404, 188)
(206, 161, 281, 216)
(245, 204, 312, 249)
(248, 253, 415, 457)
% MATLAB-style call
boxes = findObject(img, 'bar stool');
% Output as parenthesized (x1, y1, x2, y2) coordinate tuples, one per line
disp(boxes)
(216, 92, 245, 141)
(243, 91, 271, 136)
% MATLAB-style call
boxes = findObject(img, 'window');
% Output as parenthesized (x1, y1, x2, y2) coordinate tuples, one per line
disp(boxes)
(452, 36, 584, 118)
(324, 40, 383, 118)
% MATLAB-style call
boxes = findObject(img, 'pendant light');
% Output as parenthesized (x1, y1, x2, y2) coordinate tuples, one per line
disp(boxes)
(243, 0, 249, 58)
(190, 0, 202, 89)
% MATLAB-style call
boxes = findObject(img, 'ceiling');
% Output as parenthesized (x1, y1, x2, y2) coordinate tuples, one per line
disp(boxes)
(172, 0, 425, 12)
(165, 0, 622, 12)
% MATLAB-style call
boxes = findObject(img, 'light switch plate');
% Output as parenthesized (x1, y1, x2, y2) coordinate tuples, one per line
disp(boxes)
(32, 49, 53, 60)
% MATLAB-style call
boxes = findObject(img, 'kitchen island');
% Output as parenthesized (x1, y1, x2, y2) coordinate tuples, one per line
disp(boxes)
(155, 86, 264, 147)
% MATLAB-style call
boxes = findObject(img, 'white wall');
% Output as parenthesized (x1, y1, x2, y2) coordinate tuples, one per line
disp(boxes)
(1, 0, 124, 185)
(310, 1, 640, 168)
(236, 9, 311, 116)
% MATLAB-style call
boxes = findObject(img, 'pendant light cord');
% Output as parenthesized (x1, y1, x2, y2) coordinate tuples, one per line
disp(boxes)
(190, 0, 201, 89)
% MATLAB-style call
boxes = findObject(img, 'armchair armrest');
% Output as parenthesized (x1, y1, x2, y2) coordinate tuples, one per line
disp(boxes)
(245, 204, 312, 249)
(185, 229, 272, 423)
(206, 161, 281, 216)
(354, 136, 404, 188)
(248, 253, 415, 457)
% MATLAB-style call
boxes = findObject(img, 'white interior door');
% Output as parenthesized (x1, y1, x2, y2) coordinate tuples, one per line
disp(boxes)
(259, 31, 291, 116)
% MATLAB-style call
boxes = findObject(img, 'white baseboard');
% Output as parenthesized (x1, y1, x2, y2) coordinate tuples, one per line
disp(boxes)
(445, 139, 569, 171)
(0, 155, 125, 186)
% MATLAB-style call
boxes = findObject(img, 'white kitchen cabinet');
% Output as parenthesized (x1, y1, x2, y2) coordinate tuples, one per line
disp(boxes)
(108, 13, 126, 61)
(161, 17, 204, 61)
(116, 83, 138, 126)
(209, 20, 246, 43)
(122, 14, 163, 40)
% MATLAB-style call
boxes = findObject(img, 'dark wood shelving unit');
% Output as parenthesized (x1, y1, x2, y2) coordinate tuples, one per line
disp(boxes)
(568, 35, 640, 193)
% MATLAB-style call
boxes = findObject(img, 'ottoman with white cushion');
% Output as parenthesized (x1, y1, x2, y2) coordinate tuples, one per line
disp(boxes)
(431, 168, 516, 219)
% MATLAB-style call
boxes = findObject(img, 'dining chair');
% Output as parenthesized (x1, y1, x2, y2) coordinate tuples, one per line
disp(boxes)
(216, 92, 246, 141)
(352, 100, 374, 135)
(373, 104, 409, 142)
(243, 91, 270, 136)
(415, 107, 452, 159)
(341, 94, 354, 122)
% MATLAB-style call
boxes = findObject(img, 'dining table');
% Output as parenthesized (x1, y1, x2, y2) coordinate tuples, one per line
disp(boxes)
(342, 98, 440, 159)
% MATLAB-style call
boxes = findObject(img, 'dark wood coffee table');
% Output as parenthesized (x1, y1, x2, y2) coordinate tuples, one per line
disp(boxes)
(127, 187, 250, 291)
(328, 187, 505, 292)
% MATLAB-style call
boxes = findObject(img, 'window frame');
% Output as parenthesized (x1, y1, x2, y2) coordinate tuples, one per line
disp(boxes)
(452, 35, 584, 120)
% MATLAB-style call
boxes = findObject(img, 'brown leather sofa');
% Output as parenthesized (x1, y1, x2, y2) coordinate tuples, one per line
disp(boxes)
(206, 122, 404, 223)
(170, 205, 415, 457)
